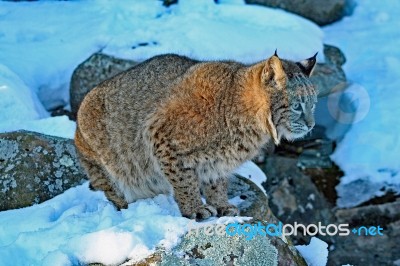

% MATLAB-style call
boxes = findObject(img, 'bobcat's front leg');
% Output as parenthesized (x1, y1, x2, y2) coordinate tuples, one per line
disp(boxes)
(163, 161, 217, 220)
(150, 117, 217, 220)
(202, 177, 239, 217)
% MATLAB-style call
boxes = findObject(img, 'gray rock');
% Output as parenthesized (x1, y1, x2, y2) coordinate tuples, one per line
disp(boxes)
(162, 0, 178, 7)
(330, 200, 400, 265)
(69, 52, 138, 119)
(245, 0, 348, 26)
(314, 44, 348, 98)
(229, 174, 277, 222)
(275, 125, 335, 170)
(260, 155, 337, 245)
(134, 223, 306, 266)
(323, 44, 346, 66)
(157, 224, 306, 266)
(335, 199, 400, 226)
(0, 130, 86, 211)
(309, 44, 350, 141)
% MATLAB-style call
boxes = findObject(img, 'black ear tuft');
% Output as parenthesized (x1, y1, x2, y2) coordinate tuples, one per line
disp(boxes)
(296, 52, 318, 77)
(274, 49, 278, 57)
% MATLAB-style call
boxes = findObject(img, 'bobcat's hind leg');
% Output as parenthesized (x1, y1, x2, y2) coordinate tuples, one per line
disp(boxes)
(202, 178, 239, 217)
(78, 154, 128, 210)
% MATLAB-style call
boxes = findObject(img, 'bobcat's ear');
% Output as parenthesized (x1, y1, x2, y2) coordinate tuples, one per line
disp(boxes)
(262, 54, 286, 89)
(296, 52, 318, 77)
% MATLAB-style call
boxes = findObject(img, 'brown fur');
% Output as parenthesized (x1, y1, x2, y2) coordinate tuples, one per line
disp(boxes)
(75, 53, 317, 220)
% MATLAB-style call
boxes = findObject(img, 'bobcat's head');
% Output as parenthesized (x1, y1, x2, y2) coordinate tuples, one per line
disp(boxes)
(262, 52, 318, 144)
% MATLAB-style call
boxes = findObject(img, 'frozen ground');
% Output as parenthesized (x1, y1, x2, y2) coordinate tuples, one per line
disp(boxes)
(0, 0, 327, 264)
(323, 0, 400, 207)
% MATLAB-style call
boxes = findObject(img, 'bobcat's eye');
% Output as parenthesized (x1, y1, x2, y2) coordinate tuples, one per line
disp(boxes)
(291, 103, 302, 112)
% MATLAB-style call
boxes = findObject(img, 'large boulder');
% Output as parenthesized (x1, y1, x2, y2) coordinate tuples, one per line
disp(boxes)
(69, 53, 138, 119)
(151, 223, 306, 266)
(0, 130, 86, 211)
(245, 0, 348, 26)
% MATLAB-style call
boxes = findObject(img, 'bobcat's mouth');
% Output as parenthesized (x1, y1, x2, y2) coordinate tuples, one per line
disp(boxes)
(279, 124, 311, 141)
(291, 130, 309, 139)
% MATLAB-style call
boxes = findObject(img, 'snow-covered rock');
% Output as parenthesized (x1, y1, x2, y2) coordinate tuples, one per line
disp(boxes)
(245, 0, 349, 25)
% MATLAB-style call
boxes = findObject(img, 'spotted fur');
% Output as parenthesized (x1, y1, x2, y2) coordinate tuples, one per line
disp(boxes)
(75, 53, 317, 220)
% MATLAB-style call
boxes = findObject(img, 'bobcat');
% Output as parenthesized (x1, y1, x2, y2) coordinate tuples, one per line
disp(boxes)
(75, 52, 317, 220)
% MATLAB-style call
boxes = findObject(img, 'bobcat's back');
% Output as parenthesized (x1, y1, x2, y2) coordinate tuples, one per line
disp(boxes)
(78, 54, 197, 153)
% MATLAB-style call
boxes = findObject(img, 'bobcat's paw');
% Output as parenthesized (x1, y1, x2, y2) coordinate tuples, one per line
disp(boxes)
(216, 204, 239, 217)
(105, 191, 128, 211)
(186, 204, 218, 221)
(115, 201, 129, 211)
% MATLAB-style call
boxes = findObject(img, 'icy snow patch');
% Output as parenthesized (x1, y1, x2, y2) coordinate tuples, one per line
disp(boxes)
(0, 64, 46, 121)
(0, 116, 76, 140)
(234, 160, 268, 195)
(296, 237, 328, 266)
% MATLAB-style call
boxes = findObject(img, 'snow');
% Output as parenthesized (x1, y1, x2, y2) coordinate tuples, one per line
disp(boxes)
(0, 64, 46, 121)
(234, 160, 268, 195)
(323, 0, 400, 207)
(296, 237, 329, 266)
(0, 183, 187, 265)
(0, 115, 76, 139)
